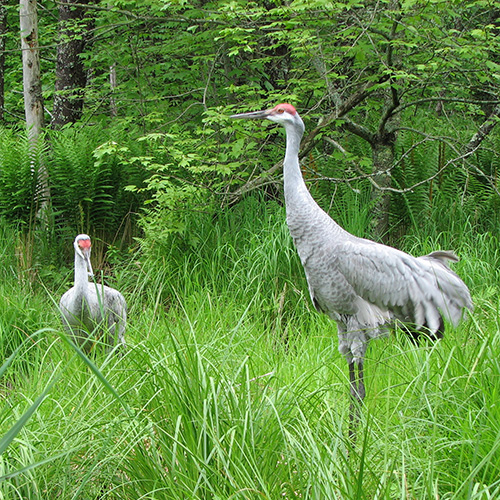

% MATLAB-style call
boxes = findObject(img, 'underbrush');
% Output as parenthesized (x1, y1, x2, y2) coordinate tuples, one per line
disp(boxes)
(0, 196, 499, 499)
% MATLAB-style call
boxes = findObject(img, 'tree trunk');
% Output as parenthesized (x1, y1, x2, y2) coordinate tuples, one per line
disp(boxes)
(20, 0, 49, 211)
(370, 139, 395, 241)
(20, 0, 44, 138)
(342, 110, 399, 242)
(52, 0, 92, 128)
(0, 0, 7, 122)
(109, 62, 117, 117)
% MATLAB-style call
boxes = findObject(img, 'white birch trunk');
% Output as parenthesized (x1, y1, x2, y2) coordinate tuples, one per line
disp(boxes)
(20, 0, 50, 214)
(20, 0, 43, 139)
(110, 63, 117, 117)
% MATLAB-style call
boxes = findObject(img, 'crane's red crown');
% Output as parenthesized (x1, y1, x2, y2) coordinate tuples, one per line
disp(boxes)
(273, 103, 297, 115)
(78, 237, 91, 249)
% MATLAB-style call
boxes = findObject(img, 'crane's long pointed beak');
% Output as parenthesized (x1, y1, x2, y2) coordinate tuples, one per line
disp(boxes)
(230, 109, 270, 120)
(83, 250, 94, 278)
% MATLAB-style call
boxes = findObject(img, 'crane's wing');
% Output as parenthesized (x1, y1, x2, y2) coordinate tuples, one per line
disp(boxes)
(59, 289, 75, 324)
(336, 236, 472, 332)
(88, 284, 127, 322)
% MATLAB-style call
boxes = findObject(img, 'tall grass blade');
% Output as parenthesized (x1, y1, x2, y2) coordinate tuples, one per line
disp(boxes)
(0, 372, 59, 456)
(0, 449, 77, 482)
(56, 328, 134, 418)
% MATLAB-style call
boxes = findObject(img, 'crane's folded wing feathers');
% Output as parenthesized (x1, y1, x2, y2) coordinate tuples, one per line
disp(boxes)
(337, 237, 472, 331)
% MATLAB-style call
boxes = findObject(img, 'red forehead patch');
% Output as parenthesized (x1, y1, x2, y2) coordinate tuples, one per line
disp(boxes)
(273, 103, 297, 115)
(78, 238, 91, 249)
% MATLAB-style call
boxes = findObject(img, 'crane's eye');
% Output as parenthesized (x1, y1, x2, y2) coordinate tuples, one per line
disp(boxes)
(277, 108, 285, 114)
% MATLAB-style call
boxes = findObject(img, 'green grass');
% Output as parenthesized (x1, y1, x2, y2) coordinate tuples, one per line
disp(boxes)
(1, 197, 499, 499)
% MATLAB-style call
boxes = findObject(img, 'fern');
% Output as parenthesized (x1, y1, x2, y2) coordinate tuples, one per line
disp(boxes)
(392, 129, 437, 230)
(48, 127, 147, 241)
(0, 127, 47, 226)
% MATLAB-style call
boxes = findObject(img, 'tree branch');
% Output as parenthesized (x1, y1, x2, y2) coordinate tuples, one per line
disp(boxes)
(393, 96, 500, 116)
(227, 76, 390, 203)
(464, 104, 500, 154)
(342, 118, 376, 145)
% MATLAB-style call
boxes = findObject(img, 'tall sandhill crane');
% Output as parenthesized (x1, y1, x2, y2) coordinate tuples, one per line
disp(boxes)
(60, 234, 126, 353)
(231, 103, 472, 427)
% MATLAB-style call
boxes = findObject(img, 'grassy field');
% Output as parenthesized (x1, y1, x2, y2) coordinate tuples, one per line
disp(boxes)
(1, 198, 499, 499)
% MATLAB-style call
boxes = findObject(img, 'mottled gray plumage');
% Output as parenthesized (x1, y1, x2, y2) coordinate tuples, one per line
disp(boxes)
(60, 234, 126, 352)
(231, 103, 473, 423)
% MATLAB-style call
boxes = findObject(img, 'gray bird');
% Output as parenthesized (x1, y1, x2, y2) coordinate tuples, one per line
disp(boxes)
(60, 234, 126, 353)
(231, 103, 472, 425)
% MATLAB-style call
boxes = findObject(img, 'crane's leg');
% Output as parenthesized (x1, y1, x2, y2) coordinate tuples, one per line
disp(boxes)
(357, 361, 365, 401)
(348, 360, 365, 440)
(337, 321, 366, 439)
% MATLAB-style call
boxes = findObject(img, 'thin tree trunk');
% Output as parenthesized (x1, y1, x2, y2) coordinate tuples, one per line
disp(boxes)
(370, 140, 395, 240)
(369, 1, 401, 241)
(343, 111, 398, 242)
(109, 63, 117, 117)
(52, 0, 93, 128)
(20, 0, 50, 212)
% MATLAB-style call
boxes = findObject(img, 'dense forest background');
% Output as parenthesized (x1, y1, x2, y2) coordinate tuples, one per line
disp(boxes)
(1, 0, 500, 266)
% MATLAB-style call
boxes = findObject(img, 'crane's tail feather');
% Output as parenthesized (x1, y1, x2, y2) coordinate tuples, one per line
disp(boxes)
(397, 316, 445, 344)
(409, 253, 473, 333)
(419, 250, 459, 268)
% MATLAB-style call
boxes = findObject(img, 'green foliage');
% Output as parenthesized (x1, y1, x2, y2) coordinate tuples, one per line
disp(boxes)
(389, 114, 500, 236)
(133, 196, 308, 328)
(48, 126, 147, 239)
(0, 222, 53, 373)
(2, 0, 500, 495)
(0, 124, 148, 264)
(3, 0, 500, 243)
(122, 107, 285, 238)
(125, 125, 229, 236)
(0, 128, 46, 225)
(0, 200, 500, 498)
(0, 287, 46, 368)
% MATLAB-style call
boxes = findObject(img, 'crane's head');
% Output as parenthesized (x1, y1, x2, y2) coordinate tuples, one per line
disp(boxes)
(231, 103, 304, 135)
(74, 234, 94, 277)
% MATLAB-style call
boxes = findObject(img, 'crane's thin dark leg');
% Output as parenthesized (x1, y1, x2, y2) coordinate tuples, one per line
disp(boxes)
(348, 361, 365, 440)
(358, 361, 365, 401)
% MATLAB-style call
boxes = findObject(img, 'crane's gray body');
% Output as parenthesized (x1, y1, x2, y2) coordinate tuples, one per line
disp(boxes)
(60, 235, 126, 352)
(287, 194, 470, 364)
(232, 104, 472, 370)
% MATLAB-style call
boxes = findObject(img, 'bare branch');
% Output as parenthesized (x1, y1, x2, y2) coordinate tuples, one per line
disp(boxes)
(464, 104, 500, 154)
(342, 118, 376, 145)
(393, 96, 500, 116)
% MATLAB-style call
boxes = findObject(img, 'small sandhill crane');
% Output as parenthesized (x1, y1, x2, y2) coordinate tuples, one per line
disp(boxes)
(231, 103, 473, 428)
(60, 234, 126, 353)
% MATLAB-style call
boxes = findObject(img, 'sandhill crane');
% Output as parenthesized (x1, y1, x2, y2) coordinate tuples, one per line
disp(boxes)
(60, 234, 126, 353)
(231, 103, 472, 428)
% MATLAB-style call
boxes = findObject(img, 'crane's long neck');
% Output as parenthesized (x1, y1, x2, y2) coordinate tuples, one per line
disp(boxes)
(283, 122, 307, 203)
(74, 252, 89, 296)
(282, 122, 318, 216)
(282, 120, 342, 243)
